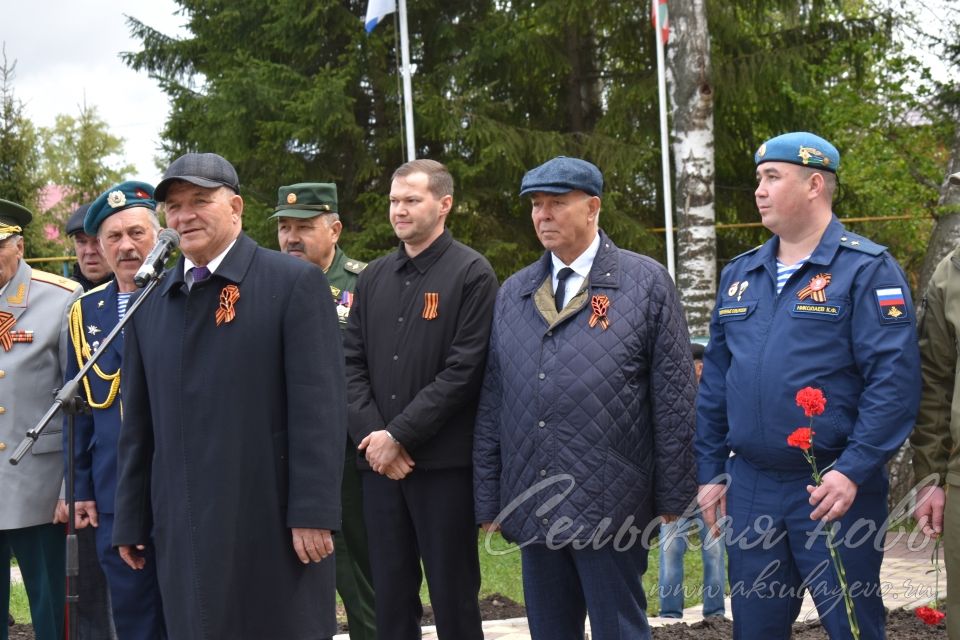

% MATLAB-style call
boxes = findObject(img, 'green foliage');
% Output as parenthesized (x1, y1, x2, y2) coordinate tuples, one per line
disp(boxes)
(123, 0, 953, 286)
(41, 103, 136, 209)
(0, 49, 42, 214)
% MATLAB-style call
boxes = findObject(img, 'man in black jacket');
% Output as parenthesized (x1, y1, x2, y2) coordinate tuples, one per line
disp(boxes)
(345, 159, 498, 640)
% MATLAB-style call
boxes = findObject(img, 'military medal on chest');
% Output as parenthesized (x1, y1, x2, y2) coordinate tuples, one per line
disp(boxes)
(0, 311, 33, 351)
(797, 273, 831, 303)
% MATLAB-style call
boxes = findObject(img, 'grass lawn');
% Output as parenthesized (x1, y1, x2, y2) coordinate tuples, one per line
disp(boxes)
(463, 530, 712, 617)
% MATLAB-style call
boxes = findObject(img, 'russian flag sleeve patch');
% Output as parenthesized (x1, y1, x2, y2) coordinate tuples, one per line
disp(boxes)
(874, 286, 910, 324)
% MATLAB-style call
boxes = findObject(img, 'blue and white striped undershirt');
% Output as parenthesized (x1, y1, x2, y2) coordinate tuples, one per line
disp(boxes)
(117, 292, 133, 321)
(775, 256, 811, 295)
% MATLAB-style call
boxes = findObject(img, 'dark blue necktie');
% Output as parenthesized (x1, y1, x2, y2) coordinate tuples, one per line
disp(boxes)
(555, 267, 574, 312)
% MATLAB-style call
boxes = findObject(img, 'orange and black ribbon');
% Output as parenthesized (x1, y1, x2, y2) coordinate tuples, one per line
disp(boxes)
(797, 273, 831, 303)
(0, 311, 14, 351)
(588, 294, 610, 330)
(422, 292, 439, 320)
(216, 285, 240, 326)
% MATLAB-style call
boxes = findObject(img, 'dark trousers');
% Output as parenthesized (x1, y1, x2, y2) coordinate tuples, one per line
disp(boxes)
(520, 542, 651, 640)
(336, 446, 376, 640)
(94, 514, 166, 640)
(76, 525, 117, 639)
(362, 468, 482, 640)
(0, 523, 65, 640)
(726, 456, 887, 640)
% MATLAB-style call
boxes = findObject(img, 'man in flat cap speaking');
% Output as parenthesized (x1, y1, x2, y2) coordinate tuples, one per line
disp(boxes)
(112, 153, 346, 639)
(0, 198, 82, 640)
(696, 132, 920, 638)
(474, 156, 697, 640)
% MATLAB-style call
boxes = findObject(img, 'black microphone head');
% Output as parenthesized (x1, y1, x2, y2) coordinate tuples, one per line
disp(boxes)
(158, 228, 180, 249)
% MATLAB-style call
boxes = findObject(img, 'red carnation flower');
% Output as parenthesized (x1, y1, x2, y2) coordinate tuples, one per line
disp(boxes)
(795, 387, 826, 417)
(787, 427, 814, 451)
(915, 606, 945, 625)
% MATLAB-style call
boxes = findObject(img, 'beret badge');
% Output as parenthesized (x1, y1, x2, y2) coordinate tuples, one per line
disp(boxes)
(798, 146, 831, 167)
(286, 193, 297, 204)
(757, 143, 767, 158)
(107, 190, 127, 209)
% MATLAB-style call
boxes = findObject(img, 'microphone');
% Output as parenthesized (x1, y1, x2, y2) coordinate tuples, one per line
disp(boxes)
(134, 229, 180, 288)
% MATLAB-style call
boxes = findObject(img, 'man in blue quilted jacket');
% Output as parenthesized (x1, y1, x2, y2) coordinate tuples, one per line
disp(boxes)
(474, 156, 698, 640)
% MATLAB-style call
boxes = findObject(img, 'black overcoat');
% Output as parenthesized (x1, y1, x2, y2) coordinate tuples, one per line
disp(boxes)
(113, 233, 346, 639)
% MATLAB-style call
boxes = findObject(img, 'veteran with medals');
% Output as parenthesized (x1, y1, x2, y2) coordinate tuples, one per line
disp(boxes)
(0, 199, 82, 640)
(63, 182, 166, 640)
(473, 157, 697, 640)
(696, 132, 921, 638)
(273, 182, 375, 640)
(112, 153, 346, 640)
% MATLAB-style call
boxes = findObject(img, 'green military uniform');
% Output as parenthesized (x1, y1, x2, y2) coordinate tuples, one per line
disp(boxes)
(272, 183, 375, 640)
(912, 242, 960, 638)
(326, 246, 366, 329)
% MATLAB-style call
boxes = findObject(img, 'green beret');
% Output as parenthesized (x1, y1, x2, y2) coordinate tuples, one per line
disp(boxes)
(0, 199, 32, 240)
(755, 132, 839, 173)
(270, 183, 339, 219)
(85, 181, 157, 234)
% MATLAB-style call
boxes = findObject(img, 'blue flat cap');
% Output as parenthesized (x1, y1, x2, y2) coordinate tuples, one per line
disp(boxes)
(85, 181, 157, 235)
(520, 156, 603, 197)
(755, 132, 839, 173)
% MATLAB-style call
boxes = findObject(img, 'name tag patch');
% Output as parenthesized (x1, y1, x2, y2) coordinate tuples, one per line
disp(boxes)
(718, 306, 749, 318)
(792, 303, 841, 317)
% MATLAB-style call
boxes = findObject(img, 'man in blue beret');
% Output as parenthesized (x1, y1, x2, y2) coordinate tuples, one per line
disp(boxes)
(64, 181, 166, 640)
(0, 198, 82, 640)
(59, 203, 117, 640)
(696, 132, 921, 638)
(474, 156, 697, 640)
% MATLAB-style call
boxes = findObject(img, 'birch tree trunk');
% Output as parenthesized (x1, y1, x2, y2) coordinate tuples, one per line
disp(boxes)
(665, 0, 716, 337)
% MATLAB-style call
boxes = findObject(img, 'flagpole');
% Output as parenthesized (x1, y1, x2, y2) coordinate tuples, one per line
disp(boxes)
(398, 0, 416, 160)
(654, 0, 675, 281)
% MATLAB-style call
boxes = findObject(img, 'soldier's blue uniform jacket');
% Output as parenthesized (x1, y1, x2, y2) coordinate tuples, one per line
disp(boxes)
(63, 280, 126, 512)
(63, 279, 166, 640)
(696, 215, 921, 485)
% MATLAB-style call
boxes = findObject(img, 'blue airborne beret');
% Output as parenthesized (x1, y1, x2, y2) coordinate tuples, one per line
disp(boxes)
(85, 181, 157, 235)
(520, 156, 603, 197)
(755, 132, 839, 173)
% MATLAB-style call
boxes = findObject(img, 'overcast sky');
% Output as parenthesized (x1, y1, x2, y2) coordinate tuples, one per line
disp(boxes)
(4, 1, 186, 185)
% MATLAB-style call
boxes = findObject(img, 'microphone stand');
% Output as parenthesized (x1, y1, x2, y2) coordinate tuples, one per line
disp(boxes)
(7, 270, 167, 640)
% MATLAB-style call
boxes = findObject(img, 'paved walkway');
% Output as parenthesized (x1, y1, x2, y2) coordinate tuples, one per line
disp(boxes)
(10, 532, 944, 639)
(331, 532, 946, 640)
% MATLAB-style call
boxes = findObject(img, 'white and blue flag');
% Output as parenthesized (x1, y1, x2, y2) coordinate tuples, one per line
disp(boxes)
(365, 0, 397, 32)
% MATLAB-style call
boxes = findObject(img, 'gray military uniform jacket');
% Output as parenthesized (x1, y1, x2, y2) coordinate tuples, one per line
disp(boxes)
(0, 260, 81, 529)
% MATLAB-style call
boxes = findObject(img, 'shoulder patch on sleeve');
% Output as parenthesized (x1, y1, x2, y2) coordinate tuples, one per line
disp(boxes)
(31, 269, 82, 292)
(839, 234, 886, 256)
(344, 259, 368, 275)
(874, 286, 911, 324)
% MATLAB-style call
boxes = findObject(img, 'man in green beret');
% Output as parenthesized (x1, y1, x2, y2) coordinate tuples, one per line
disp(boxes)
(273, 182, 374, 640)
(0, 198, 82, 640)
